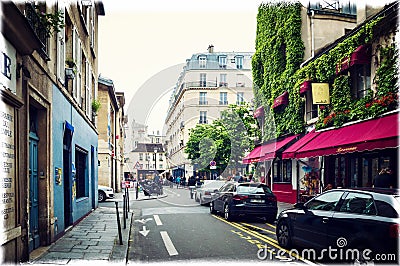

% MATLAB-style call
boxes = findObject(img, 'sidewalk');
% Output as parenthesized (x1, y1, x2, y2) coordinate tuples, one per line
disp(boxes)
(28, 192, 135, 265)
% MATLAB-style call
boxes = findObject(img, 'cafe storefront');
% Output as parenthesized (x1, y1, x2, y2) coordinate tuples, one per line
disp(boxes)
(282, 112, 399, 202)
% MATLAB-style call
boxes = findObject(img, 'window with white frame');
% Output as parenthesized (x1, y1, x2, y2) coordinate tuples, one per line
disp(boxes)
(199, 56, 207, 68)
(199, 111, 207, 124)
(219, 55, 227, 68)
(73, 28, 82, 105)
(235, 56, 243, 69)
(199, 92, 207, 105)
(237, 92, 244, 105)
(200, 73, 206, 87)
(305, 90, 318, 121)
(236, 74, 244, 87)
(220, 74, 227, 87)
(220, 92, 228, 105)
(351, 64, 371, 99)
(139, 153, 143, 160)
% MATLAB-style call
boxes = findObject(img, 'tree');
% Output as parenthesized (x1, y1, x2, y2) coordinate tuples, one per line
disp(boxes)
(185, 104, 260, 177)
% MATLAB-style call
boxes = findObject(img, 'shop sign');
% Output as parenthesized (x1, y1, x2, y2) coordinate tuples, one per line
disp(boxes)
(312, 83, 330, 104)
(337, 146, 357, 153)
(0, 34, 16, 94)
(0, 102, 17, 238)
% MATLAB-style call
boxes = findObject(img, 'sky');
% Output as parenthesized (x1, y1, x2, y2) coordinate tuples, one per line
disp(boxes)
(98, 0, 264, 134)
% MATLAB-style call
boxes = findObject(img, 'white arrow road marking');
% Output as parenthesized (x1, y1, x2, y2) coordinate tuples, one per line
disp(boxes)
(139, 226, 150, 237)
(160, 231, 178, 256)
(135, 217, 153, 224)
(153, 215, 162, 226)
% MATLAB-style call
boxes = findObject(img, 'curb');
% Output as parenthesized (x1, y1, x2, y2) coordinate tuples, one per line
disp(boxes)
(133, 194, 168, 201)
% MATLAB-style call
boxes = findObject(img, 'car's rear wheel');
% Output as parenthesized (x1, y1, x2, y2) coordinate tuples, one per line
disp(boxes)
(277, 220, 292, 248)
(224, 204, 234, 221)
(98, 191, 106, 202)
(209, 201, 216, 214)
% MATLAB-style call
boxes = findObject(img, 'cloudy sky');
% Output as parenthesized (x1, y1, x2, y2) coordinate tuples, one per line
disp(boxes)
(98, 0, 264, 133)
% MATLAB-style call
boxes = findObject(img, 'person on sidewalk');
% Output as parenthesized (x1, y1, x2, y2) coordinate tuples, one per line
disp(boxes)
(373, 168, 394, 188)
(176, 176, 181, 189)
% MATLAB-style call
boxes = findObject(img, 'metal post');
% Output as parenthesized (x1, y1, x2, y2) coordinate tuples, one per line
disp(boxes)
(126, 187, 130, 213)
(115, 202, 123, 245)
(122, 195, 126, 229)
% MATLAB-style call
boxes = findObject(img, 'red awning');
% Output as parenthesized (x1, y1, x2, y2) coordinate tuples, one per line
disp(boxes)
(243, 135, 298, 164)
(242, 145, 263, 164)
(282, 130, 320, 159)
(253, 106, 265, 118)
(285, 113, 399, 159)
(350, 44, 371, 66)
(261, 134, 299, 161)
(336, 44, 371, 75)
(273, 91, 289, 109)
(299, 80, 312, 95)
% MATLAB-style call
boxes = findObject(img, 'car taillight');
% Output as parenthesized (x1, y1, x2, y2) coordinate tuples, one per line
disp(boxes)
(389, 224, 400, 238)
(233, 195, 248, 201)
(204, 191, 211, 195)
(266, 196, 277, 202)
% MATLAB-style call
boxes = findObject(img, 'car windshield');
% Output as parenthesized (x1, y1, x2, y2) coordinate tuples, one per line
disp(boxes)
(237, 184, 272, 194)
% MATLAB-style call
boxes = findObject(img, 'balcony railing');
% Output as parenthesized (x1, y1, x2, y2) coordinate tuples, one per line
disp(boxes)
(186, 81, 218, 88)
(25, 3, 49, 59)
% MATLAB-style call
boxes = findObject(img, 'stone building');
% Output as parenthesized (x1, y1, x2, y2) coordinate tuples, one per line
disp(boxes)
(97, 76, 125, 192)
(0, 1, 104, 262)
(165, 46, 254, 179)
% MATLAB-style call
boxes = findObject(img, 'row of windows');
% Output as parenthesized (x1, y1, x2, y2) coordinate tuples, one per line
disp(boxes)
(199, 92, 245, 105)
(197, 73, 246, 87)
(138, 153, 164, 161)
(198, 55, 244, 69)
(135, 163, 164, 170)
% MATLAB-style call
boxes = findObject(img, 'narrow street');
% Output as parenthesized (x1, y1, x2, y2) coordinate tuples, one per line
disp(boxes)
(125, 186, 313, 264)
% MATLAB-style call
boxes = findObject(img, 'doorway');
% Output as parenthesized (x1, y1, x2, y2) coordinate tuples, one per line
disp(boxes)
(28, 132, 40, 252)
(63, 127, 73, 227)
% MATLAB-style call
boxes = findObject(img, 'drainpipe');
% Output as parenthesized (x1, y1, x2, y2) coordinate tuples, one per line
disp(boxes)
(311, 10, 315, 58)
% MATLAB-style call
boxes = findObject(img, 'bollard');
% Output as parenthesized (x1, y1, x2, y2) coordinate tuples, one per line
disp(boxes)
(115, 202, 123, 245)
(126, 187, 130, 213)
(123, 195, 126, 229)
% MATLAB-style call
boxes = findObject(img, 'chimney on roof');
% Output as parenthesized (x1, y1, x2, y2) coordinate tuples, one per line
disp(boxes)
(208, 44, 214, 53)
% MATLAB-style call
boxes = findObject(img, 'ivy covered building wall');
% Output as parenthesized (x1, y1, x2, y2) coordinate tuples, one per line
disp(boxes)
(250, 1, 398, 203)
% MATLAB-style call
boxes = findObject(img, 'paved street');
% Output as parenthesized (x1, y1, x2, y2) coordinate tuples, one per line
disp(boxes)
(29, 186, 306, 265)
(128, 186, 312, 264)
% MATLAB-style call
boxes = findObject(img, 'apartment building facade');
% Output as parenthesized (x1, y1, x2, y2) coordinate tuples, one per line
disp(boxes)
(0, 1, 104, 262)
(165, 46, 254, 179)
(124, 120, 166, 181)
(97, 77, 125, 192)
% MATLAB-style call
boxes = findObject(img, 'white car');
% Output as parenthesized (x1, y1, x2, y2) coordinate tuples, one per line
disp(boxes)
(98, 185, 114, 202)
(195, 180, 226, 205)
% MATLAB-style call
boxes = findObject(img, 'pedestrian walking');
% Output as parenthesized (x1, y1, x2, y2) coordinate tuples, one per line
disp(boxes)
(176, 176, 181, 188)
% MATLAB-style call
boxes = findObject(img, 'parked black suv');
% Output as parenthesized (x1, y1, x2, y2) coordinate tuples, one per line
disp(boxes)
(276, 188, 399, 263)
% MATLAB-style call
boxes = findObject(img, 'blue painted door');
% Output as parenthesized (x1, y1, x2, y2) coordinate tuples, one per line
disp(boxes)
(29, 132, 40, 251)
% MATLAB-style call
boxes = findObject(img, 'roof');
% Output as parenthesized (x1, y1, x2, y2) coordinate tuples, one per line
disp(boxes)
(132, 143, 164, 152)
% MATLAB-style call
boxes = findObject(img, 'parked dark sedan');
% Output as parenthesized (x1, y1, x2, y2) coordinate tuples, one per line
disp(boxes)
(210, 182, 278, 222)
(276, 188, 400, 263)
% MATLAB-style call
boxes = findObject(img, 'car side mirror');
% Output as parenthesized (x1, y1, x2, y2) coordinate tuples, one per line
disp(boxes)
(294, 202, 305, 209)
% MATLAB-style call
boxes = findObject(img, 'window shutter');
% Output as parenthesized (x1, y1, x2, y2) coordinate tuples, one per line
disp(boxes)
(74, 29, 82, 105)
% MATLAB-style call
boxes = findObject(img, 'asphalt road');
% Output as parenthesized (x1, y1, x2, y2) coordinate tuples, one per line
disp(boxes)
(125, 186, 314, 264)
